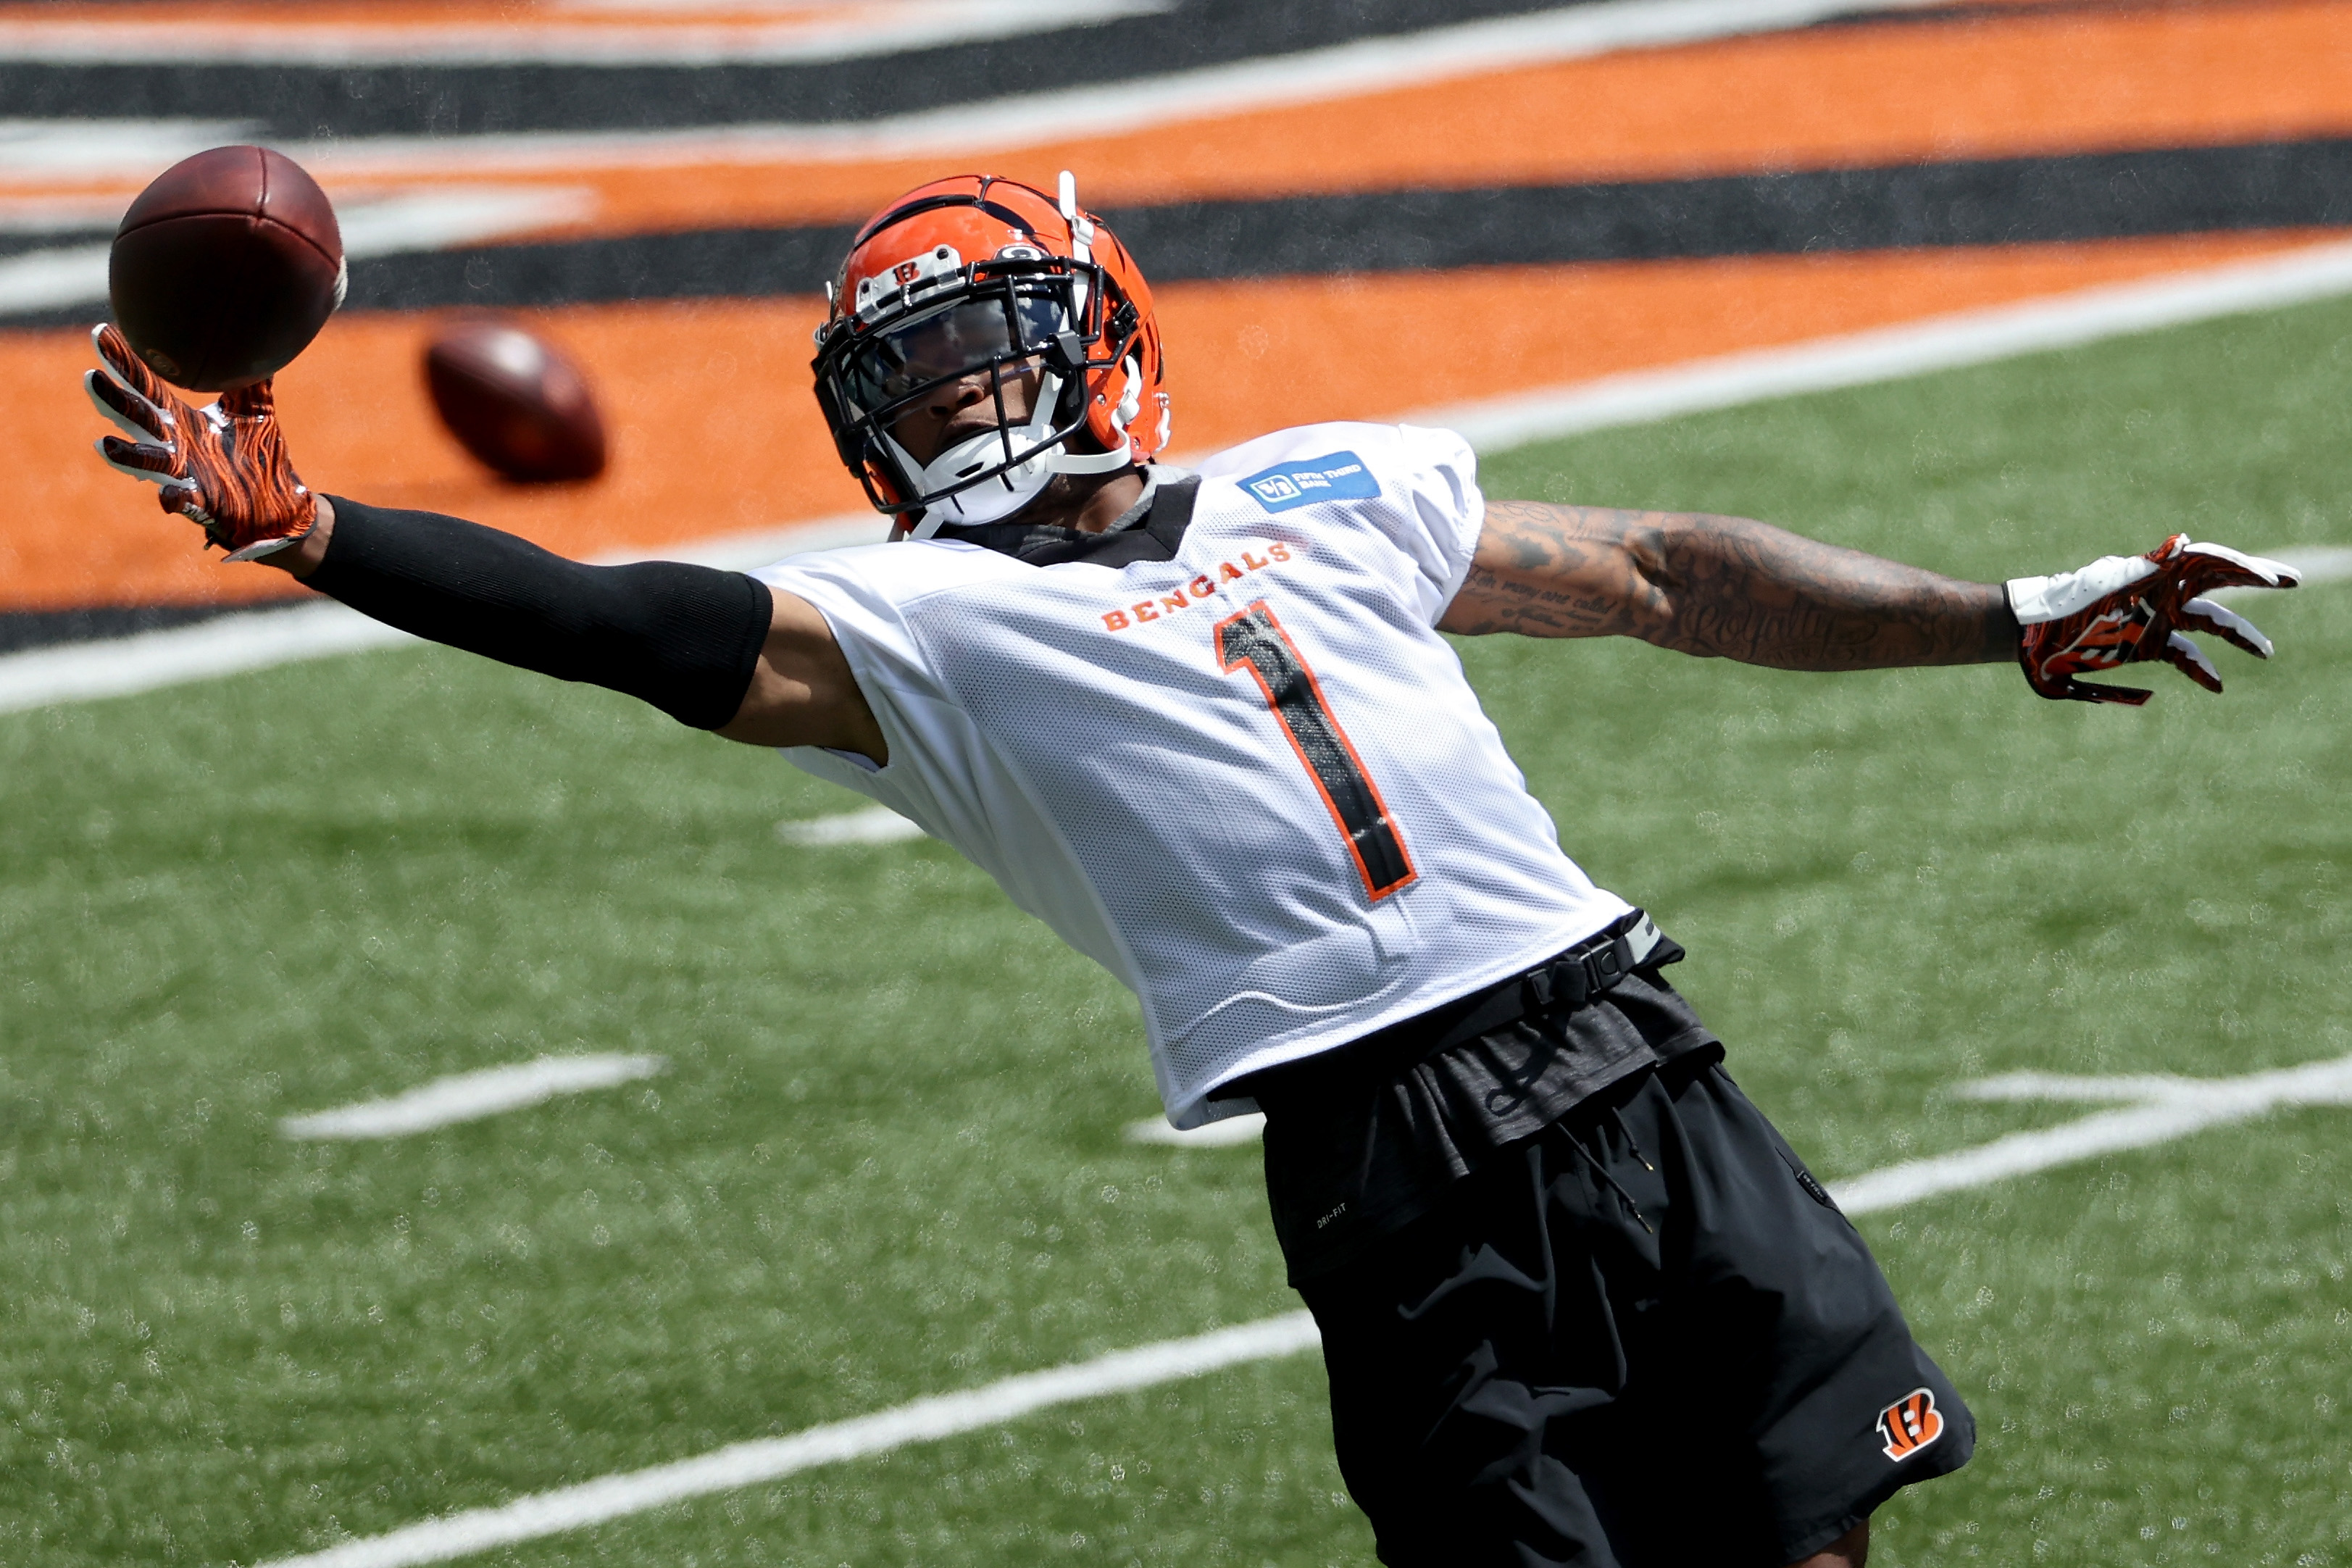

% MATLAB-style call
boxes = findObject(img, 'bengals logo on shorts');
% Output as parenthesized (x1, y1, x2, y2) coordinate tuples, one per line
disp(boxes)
(1876, 1388, 1945, 1461)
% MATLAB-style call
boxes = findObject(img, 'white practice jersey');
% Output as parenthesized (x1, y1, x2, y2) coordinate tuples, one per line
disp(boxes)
(756, 422, 1632, 1127)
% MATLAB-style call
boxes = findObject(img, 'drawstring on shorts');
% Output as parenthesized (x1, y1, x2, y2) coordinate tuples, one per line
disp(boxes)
(1566, 1122, 1653, 1235)
(1609, 1103, 1656, 1172)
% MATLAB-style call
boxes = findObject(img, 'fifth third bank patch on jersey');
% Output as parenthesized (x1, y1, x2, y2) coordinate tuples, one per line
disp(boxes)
(1239, 450, 1382, 512)
(755, 422, 1633, 1127)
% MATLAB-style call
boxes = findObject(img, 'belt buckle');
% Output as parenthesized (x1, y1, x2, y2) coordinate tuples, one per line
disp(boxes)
(1527, 923, 1638, 1018)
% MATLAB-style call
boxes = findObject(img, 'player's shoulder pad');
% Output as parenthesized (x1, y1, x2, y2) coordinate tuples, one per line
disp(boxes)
(749, 535, 1019, 602)
(1193, 422, 1475, 520)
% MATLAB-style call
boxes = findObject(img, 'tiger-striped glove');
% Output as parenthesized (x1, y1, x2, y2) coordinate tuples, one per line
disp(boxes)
(2008, 534, 2300, 705)
(85, 322, 318, 562)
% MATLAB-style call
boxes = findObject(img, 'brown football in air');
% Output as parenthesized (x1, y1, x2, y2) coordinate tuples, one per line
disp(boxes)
(423, 322, 609, 483)
(109, 144, 346, 391)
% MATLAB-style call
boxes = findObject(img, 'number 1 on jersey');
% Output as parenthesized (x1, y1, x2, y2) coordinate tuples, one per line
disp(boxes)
(1214, 599, 1416, 900)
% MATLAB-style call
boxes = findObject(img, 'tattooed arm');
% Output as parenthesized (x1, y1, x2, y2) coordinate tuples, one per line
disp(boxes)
(1437, 499, 2017, 669)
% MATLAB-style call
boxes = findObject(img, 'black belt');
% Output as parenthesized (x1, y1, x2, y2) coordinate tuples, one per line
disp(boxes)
(1429, 910, 1672, 1055)
(1235, 911, 1679, 1104)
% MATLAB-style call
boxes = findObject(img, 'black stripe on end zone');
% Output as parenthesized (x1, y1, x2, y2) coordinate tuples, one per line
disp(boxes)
(340, 136, 2352, 312)
(7, 137, 2352, 334)
(0, 599, 312, 656)
(1107, 137, 2352, 280)
(0, 231, 109, 259)
(0, 0, 1578, 140)
(349, 222, 863, 314)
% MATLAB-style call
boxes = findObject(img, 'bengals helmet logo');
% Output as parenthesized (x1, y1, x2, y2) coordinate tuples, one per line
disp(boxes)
(1876, 1388, 1945, 1461)
(892, 259, 924, 285)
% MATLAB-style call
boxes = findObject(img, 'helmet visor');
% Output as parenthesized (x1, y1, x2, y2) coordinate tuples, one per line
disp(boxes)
(837, 285, 1067, 417)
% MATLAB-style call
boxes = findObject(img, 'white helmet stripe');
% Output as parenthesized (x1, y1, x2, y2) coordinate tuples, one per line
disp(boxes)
(1058, 170, 1093, 265)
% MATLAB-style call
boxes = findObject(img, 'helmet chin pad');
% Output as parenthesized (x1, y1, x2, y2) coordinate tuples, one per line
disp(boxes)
(895, 369, 1133, 537)
(899, 429, 1055, 533)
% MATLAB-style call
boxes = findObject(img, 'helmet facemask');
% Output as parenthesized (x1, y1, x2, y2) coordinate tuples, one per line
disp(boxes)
(813, 172, 1166, 538)
(815, 251, 1140, 535)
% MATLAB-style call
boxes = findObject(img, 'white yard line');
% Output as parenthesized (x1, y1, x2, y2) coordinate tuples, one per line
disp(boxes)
(1401, 236, 2352, 451)
(2248, 545, 2352, 588)
(257, 1051, 2352, 1567)
(261, 1311, 1323, 1568)
(1834, 1051, 2352, 1213)
(1126, 1111, 1267, 1146)
(12, 238, 2351, 716)
(278, 1054, 667, 1140)
(775, 806, 928, 845)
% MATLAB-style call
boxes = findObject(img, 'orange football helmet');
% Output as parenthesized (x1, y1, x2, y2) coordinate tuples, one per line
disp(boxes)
(811, 172, 1169, 535)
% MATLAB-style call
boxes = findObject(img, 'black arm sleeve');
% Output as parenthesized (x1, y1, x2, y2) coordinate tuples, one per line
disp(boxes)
(306, 498, 774, 731)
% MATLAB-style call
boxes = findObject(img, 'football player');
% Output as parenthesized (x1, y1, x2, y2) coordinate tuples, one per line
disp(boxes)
(86, 172, 2299, 1567)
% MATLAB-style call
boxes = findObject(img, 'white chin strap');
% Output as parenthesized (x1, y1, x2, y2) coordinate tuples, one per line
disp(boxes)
(896, 362, 1140, 537)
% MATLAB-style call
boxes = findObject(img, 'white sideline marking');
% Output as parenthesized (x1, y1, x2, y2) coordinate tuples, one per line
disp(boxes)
(0, 241, 113, 316)
(0, 0, 1165, 67)
(1126, 1111, 1267, 1147)
(335, 187, 601, 257)
(0, 116, 256, 179)
(288, 0, 1952, 180)
(0, 514, 880, 717)
(1832, 1051, 2352, 1214)
(0, 599, 417, 714)
(278, 1054, 667, 1140)
(0, 186, 596, 315)
(252, 1051, 2352, 1565)
(1404, 237, 2352, 451)
(774, 806, 927, 846)
(0, 191, 147, 234)
(259, 1311, 1323, 1568)
(2243, 546, 2352, 589)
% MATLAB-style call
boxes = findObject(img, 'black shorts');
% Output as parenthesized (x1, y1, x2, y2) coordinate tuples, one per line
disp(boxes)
(1299, 1056, 1973, 1567)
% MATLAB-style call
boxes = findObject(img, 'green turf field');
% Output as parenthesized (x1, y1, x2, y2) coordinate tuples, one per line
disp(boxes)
(5, 294, 2350, 1568)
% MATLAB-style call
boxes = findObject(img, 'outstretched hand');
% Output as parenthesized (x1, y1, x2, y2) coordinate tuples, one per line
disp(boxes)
(85, 323, 317, 562)
(2007, 533, 2301, 705)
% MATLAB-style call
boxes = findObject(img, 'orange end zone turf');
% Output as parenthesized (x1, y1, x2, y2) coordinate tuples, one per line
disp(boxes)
(4, 296, 862, 618)
(9, 0, 2322, 245)
(542, 0, 2352, 235)
(1, 229, 2329, 620)
(8, 0, 2352, 242)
